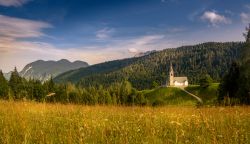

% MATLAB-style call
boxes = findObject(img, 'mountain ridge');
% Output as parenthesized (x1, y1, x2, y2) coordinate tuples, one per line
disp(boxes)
(54, 42, 244, 90)
(14, 59, 89, 82)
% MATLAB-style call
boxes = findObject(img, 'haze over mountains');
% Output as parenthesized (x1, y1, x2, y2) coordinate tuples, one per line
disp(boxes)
(4, 59, 88, 82)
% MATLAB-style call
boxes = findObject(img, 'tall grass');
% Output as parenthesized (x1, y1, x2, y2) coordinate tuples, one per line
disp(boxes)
(0, 100, 249, 143)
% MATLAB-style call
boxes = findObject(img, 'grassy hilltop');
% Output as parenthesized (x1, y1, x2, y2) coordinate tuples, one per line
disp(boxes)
(141, 83, 219, 106)
(0, 101, 249, 144)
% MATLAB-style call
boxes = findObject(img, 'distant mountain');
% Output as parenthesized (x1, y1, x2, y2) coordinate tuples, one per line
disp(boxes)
(54, 42, 244, 90)
(18, 59, 88, 82)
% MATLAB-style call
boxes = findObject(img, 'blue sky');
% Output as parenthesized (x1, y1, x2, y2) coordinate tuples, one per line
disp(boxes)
(0, 0, 250, 72)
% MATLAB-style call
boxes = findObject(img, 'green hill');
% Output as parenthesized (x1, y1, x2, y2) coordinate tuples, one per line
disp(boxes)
(141, 83, 219, 106)
(54, 42, 243, 90)
(185, 83, 219, 105)
(142, 87, 198, 106)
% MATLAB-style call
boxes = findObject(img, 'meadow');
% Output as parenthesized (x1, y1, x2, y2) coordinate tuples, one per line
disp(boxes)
(0, 100, 249, 144)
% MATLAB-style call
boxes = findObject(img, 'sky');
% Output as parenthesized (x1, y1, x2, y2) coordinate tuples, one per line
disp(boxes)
(0, 0, 250, 72)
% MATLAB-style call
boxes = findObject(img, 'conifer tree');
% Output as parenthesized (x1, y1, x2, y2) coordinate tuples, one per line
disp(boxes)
(9, 67, 23, 99)
(238, 24, 250, 104)
(218, 24, 250, 104)
(0, 70, 9, 99)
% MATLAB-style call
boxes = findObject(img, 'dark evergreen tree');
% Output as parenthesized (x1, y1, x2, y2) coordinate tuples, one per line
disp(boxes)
(32, 80, 45, 101)
(218, 24, 250, 104)
(237, 24, 250, 104)
(218, 61, 240, 104)
(0, 70, 9, 99)
(46, 77, 55, 93)
(9, 67, 23, 99)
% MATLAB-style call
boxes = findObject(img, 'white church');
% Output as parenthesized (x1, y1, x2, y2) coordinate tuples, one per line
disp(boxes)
(168, 63, 188, 87)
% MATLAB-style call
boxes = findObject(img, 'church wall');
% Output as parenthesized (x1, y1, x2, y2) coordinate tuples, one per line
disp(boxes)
(174, 81, 184, 86)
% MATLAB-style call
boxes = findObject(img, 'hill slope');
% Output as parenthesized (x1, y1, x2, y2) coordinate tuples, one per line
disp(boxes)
(54, 42, 243, 90)
(185, 83, 219, 105)
(142, 87, 198, 106)
(19, 59, 88, 82)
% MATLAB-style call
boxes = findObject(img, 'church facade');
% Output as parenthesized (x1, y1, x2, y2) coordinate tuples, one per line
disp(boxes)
(168, 63, 188, 87)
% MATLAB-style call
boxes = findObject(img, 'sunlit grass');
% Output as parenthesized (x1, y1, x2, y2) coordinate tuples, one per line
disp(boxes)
(0, 100, 249, 143)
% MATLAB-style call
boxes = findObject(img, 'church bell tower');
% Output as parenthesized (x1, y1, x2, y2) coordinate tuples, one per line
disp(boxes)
(169, 62, 174, 86)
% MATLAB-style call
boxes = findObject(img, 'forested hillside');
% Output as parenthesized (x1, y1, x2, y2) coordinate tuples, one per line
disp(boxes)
(54, 42, 244, 90)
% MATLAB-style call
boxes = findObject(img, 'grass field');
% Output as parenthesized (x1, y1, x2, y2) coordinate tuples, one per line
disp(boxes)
(0, 100, 249, 144)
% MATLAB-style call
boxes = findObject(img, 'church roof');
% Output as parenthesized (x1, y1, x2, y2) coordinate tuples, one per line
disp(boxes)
(173, 77, 188, 83)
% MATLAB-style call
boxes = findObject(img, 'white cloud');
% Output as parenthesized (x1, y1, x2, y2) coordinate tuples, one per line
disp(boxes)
(240, 12, 250, 24)
(0, 0, 30, 7)
(201, 11, 231, 27)
(0, 14, 51, 39)
(96, 27, 115, 39)
(128, 48, 138, 53)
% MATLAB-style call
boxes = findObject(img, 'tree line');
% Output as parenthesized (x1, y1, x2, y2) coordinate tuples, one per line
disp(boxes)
(0, 68, 146, 105)
(218, 24, 250, 105)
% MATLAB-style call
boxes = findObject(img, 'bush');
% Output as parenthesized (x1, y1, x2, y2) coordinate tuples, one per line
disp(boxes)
(199, 74, 213, 88)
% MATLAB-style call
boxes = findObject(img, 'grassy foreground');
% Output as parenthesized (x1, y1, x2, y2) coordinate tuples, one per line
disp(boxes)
(0, 101, 249, 144)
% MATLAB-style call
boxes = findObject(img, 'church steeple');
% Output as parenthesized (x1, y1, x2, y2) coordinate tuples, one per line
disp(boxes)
(169, 62, 174, 86)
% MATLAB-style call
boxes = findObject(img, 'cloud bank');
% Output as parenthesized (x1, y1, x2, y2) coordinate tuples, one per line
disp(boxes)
(0, 14, 51, 40)
(0, 0, 30, 7)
